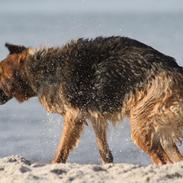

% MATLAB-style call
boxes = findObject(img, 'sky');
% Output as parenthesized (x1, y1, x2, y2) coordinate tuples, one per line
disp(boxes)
(0, 0, 183, 13)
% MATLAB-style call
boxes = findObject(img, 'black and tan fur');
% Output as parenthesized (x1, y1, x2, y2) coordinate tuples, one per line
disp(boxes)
(0, 36, 183, 164)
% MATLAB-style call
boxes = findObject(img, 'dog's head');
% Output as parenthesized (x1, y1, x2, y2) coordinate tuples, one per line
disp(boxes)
(0, 43, 36, 104)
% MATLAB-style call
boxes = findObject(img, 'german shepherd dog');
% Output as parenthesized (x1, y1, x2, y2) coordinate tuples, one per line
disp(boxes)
(0, 37, 183, 165)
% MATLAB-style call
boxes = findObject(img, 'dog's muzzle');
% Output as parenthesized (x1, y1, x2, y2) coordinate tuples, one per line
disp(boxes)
(0, 89, 12, 104)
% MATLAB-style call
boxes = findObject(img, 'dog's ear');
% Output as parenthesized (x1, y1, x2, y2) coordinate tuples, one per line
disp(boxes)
(5, 43, 27, 54)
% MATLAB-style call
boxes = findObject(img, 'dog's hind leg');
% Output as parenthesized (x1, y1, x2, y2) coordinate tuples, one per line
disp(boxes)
(52, 109, 85, 163)
(91, 118, 113, 163)
(158, 112, 183, 162)
(160, 141, 183, 163)
(172, 143, 183, 160)
(172, 144, 183, 160)
(130, 118, 172, 165)
(155, 98, 183, 163)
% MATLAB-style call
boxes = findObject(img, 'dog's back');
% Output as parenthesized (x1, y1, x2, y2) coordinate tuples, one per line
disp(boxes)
(26, 36, 182, 115)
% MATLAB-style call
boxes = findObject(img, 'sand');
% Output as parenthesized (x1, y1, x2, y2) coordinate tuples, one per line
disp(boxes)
(0, 156, 183, 183)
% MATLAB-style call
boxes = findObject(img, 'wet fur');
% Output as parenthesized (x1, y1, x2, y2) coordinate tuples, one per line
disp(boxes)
(0, 36, 183, 164)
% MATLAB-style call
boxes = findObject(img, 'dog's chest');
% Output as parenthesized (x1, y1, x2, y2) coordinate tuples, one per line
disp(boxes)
(38, 85, 65, 115)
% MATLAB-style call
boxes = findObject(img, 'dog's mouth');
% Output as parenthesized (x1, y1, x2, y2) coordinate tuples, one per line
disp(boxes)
(0, 89, 12, 104)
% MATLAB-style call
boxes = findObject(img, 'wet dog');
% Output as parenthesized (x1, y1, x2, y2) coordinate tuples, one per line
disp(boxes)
(0, 37, 183, 164)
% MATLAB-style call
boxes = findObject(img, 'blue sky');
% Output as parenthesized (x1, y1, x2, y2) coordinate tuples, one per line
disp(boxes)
(0, 0, 183, 13)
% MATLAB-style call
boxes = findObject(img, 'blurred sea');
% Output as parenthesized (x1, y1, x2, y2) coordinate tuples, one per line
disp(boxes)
(0, 10, 183, 164)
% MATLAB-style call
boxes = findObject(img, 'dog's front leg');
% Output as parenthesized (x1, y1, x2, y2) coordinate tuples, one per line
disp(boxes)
(91, 118, 113, 163)
(52, 110, 85, 163)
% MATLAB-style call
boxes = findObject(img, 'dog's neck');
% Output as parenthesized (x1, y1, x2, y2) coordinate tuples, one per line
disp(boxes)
(24, 47, 65, 94)
(21, 48, 66, 114)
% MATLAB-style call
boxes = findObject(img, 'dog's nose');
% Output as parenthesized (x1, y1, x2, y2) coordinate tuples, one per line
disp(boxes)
(0, 89, 11, 105)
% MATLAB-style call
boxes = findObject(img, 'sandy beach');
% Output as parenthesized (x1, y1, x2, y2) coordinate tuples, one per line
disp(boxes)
(0, 155, 182, 183)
